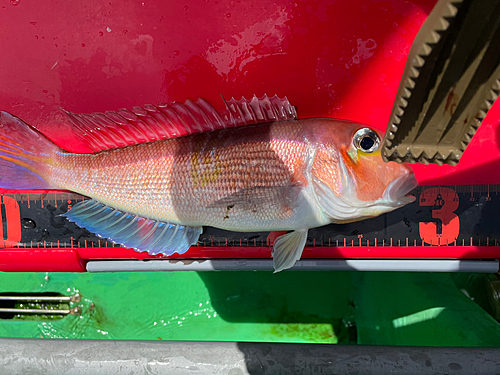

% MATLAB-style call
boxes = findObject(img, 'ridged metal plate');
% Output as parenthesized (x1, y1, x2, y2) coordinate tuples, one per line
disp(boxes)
(383, 0, 500, 165)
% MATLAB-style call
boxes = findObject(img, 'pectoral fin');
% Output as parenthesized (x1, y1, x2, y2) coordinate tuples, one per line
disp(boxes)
(272, 229, 308, 273)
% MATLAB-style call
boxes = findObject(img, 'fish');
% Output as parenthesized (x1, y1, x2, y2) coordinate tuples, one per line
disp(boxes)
(0, 95, 417, 272)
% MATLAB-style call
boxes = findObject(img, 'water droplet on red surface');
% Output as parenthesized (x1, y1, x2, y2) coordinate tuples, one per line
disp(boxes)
(183, 5, 188, 11)
(225, 13, 231, 18)
(30, 21, 37, 25)
(81, 43, 85, 47)
(174, 50, 180, 56)
(10, 0, 20, 6)
(99, 31, 104, 36)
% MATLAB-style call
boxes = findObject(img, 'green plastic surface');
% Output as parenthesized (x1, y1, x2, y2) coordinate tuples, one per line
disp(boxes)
(0, 271, 499, 346)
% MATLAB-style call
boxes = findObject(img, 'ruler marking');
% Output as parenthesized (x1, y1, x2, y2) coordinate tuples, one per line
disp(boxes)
(7, 186, 500, 252)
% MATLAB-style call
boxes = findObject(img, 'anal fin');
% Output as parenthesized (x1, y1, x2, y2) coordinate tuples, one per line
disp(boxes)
(272, 229, 308, 273)
(63, 199, 202, 256)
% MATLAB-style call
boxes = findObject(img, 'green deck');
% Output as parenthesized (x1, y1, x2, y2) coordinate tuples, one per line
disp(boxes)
(0, 271, 499, 346)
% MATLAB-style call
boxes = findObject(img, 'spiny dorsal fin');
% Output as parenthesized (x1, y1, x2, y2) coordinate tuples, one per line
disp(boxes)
(64, 95, 297, 153)
(224, 95, 297, 126)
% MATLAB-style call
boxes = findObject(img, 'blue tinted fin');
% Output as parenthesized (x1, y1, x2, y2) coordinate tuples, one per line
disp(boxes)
(62, 200, 202, 256)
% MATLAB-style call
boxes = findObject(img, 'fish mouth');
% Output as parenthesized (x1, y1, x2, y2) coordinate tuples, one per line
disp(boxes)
(383, 174, 418, 206)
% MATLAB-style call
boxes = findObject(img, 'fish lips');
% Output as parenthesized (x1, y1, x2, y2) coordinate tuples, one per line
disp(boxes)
(383, 174, 418, 206)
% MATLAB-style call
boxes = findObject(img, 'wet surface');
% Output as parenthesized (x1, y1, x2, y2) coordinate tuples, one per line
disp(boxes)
(2, 0, 500, 185)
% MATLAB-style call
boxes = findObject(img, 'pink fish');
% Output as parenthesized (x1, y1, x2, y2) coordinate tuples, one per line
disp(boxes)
(0, 96, 416, 271)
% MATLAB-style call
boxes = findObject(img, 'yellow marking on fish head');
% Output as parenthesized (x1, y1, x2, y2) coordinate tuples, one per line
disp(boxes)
(340, 127, 414, 203)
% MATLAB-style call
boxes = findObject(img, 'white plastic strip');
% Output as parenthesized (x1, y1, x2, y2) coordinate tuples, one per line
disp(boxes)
(86, 259, 499, 273)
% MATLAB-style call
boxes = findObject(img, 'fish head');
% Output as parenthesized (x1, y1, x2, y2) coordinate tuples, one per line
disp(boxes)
(309, 120, 417, 223)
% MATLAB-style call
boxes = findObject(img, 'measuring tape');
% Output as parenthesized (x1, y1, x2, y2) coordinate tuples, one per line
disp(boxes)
(0, 185, 499, 272)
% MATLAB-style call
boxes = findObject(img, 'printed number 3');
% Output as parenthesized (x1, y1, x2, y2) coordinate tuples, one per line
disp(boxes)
(419, 187, 460, 245)
(0, 196, 21, 247)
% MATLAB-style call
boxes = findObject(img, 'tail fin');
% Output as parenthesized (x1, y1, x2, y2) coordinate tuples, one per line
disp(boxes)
(0, 112, 59, 189)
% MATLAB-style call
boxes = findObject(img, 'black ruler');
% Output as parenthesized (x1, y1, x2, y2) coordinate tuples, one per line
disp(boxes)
(0, 185, 499, 249)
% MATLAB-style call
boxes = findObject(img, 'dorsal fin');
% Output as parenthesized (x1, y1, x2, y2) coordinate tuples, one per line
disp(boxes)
(64, 95, 297, 153)
(224, 95, 297, 126)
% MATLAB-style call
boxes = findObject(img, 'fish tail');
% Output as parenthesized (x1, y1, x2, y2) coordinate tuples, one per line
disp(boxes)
(0, 112, 59, 189)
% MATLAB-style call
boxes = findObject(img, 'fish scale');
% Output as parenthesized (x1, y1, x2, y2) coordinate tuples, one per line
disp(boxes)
(0, 97, 415, 271)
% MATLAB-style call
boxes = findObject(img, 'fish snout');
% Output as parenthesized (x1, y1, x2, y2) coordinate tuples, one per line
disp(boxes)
(383, 173, 418, 206)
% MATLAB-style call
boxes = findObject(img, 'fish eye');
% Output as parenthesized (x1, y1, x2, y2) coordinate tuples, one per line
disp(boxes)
(353, 128, 380, 153)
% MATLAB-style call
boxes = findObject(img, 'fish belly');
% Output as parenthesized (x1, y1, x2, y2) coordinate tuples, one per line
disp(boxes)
(49, 122, 325, 231)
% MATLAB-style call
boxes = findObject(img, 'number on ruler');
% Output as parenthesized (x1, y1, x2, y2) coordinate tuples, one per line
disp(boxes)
(0, 196, 21, 247)
(419, 188, 459, 245)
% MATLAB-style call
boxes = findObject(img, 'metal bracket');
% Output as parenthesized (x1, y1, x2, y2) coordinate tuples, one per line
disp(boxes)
(383, 0, 500, 165)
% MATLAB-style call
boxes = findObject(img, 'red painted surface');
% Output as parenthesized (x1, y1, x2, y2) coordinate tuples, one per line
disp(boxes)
(1, 0, 499, 185)
(1, 0, 500, 271)
(1, 246, 499, 273)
